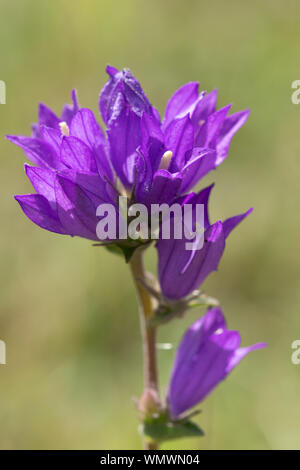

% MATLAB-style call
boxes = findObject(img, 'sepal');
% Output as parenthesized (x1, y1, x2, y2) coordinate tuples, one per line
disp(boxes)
(93, 239, 151, 263)
(140, 411, 204, 444)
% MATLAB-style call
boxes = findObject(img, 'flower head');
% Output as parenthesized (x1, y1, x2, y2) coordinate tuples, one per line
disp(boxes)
(8, 66, 249, 249)
(168, 308, 266, 419)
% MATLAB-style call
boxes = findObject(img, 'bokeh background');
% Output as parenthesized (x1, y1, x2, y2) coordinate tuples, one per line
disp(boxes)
(0, 0, 299, 450)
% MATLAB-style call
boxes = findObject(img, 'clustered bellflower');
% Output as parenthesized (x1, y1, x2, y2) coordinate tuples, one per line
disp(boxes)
(168, 308, 266, 419)
(9, 66, 251, 297)
(9, 66, 266, 447)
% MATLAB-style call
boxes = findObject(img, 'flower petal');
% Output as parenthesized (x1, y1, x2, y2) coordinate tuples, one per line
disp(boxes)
(15, 194, 65, 234)
(55, 175, 99, 240)
(38, 103, 60, 129)
(158, 220, 225, 300)
(70, 108, 105, 149)
(140, 113, 164, 173)
(60, 136, 95, 172)
(164, 115, 194, 172)
(107, 107, 141, 187)
(163, 82, 200, 130)
(196, 105, 231, 148)
(142, 169, 182, 206)
(25, 164, 56, 204)
(227, 342, 267, 373)
(61, 89, 80, 124)
(6, 135, 63, 169)
(223, 208, 253, 239)
(191, 89, 218, 126)
(40, 126, 62, 155)
(180, 148, 217, 193)
(216, 109, 250, 165)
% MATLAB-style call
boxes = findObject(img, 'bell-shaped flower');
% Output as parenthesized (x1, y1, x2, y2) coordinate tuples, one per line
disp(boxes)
(168, 307, 266, 419)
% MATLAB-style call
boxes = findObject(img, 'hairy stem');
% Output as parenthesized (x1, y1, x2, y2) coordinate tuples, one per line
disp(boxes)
(130, 247, 159, 450)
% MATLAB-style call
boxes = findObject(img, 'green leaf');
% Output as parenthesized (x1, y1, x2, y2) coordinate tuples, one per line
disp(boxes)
(104, 243, 138, 262)
(104, 244, 124, 257)
(141, 417, 204, 443)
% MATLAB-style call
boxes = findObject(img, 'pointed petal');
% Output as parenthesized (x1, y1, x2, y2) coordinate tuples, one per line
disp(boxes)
(140, 113, 164, 172)
(14, 194, 65, 234)
(180, 148, 217, 193)
(99, 73, 124, 125)
(58, 169, 112, 206)
(61, 89, 80, 124)
(188, 185, 214, 229)
(107, 108, 141, 187)
(216, 109, 250, 165)
(120, 68, 154, 117)
(196, 105, 231, 148)
(40, 126, 62, 155)
(142, 169, 182, 206)
(55, 175, 99, 240)
(170, 308, 226, 394)
(70, 108, 105, 149)
(25, 164, 56, 203)
(6, 135, 63, 169)
(227, 342, 267, 373)
(191, 89, 218, 125)
(158, 220, 225, 300)
(38, 103, 60, 129)
(60, 136, 95, 172)
(94, 143, 114, 183)
(164, 115, 194, 172)
(223, 208, 253, 239)
(163, 82, 200, 129)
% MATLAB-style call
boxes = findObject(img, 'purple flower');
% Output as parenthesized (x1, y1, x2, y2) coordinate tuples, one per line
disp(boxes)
(168, 308, 266, 419)
(9, 66, 249, 244)
(99, 66, 249, 202)
(157, 184, 252, 300)
(9, 98, 115, 240)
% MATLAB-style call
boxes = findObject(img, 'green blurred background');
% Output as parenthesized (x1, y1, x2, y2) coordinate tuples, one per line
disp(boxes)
(0, 0, 299, 450)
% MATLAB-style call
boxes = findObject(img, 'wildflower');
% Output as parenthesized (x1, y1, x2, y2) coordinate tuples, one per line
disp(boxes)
(157, 184, 252, 300)
(8, 97, 114, 239)
(167, 308, 266, 419)
(100, 66, 249, 201)
(8, 67, 249, 248)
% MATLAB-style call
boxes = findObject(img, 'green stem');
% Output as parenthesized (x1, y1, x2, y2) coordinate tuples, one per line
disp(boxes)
(130, 247, 159, 450)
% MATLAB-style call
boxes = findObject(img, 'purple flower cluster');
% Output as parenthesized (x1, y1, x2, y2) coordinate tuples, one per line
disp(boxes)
(9, 66, 265, 425)
(9, 66, 250, 299)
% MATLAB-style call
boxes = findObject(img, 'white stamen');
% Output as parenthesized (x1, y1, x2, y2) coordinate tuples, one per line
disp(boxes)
(215, 328, 223, 335)
(159, 150, 173, 170)
(59, 121, 70, 136)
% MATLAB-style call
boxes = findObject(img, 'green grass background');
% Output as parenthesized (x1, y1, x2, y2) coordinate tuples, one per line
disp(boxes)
(0, 0, 299, 449)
